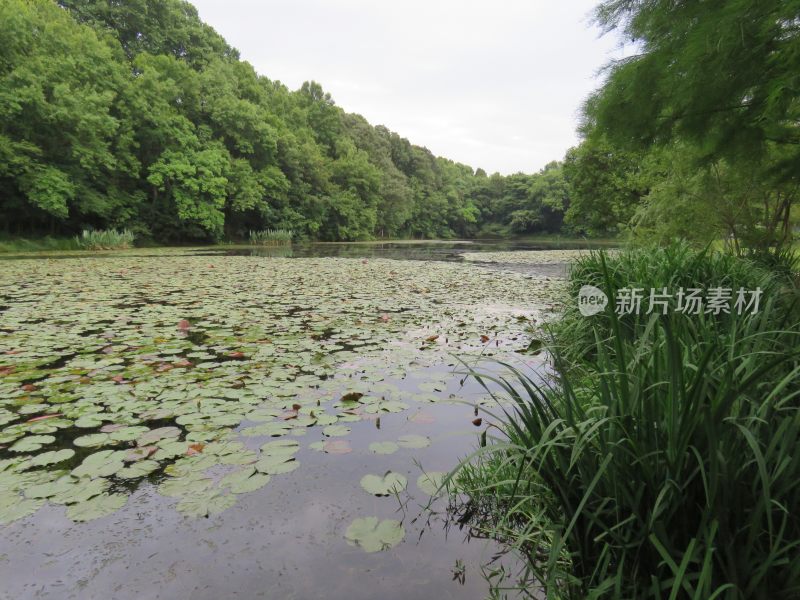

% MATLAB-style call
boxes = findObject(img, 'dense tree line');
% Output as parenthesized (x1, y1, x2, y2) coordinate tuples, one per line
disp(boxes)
(5, 0, 789, 247)
(0, 0, 574, 243)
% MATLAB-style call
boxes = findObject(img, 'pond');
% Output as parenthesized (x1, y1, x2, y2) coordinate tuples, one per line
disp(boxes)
(0, 242, 588, 599)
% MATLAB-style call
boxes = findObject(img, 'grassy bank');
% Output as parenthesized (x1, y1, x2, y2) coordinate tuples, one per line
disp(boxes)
(453, 242, 800, 599)
(0, 229, 135, 253)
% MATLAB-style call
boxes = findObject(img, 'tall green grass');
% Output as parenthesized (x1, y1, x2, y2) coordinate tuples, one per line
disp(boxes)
(0, 236, 80, 253)
(248, 228, 293, 246)
(74, 228, 135, 250)
(453, 244, 800, 599)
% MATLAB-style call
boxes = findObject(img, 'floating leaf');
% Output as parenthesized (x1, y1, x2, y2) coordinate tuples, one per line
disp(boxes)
(73, 433, 111, 448)
(255, 455, 299, 475)
(397, 434, 430, 449)
(322, 425, 350, 437)
(344, 517, 405, 553)
(0, 491, 43, 525)
(137, 426, 181, 446)
(260, 439, 299, 457)
(71, 450, 125, 478)
(10, 435, 55, 453)
(67, 493, 127, 522)
(158, 475, 213, 498)
(368, 441, 399, 455)
(176, 491, 236, 518)
(417, 472, 447, 496)
(360, 472, 407, 496)
(28, 449, 75, 467)
(116, 460, 159, 479)
(50, 478, 110, 504)
(220, 468, 271, 494)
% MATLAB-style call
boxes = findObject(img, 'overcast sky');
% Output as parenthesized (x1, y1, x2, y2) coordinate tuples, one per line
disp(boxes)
(191, 0, 625, 175)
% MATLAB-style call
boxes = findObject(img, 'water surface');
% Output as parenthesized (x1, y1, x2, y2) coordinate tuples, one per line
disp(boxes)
(0, 242, 572, 599)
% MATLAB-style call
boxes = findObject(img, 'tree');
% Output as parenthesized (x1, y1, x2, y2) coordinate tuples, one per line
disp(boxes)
(587, 0, 800, 248)
(590, 0, 800, 166)
(563, 137, 647, 236)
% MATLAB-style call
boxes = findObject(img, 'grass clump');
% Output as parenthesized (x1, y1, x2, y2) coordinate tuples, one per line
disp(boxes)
(453, 243, 800, 599)
(248, 229, 293, 246)
(74, 229, 135, 250)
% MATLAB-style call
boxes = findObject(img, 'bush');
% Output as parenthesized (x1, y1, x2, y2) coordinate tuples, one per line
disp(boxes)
(453, 244, 800, 599)
(248, 228, 293, 246)
(551, 241, 796, 367)
(74, 229, 135, 250)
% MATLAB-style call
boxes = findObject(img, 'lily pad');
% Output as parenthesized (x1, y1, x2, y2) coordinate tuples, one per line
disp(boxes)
(255, 455, 299, 475)
(137, 426, 181, 445)
(360, 472, 407, 496)
(397, 434, 430, 449)
(344, 516, 405, 553)
(260, 439, 299, 457)
(417, 472, 447, 496)
(116, 460, 159, 479)
(158, 475, 213, 498)
(368, 441, 398, 455)
(0, 491, 44, 525)
(220, 468, 271, 494)
(73, 433, 111, 448)
(66, 493, 127, 522)
(28, 449, 76, 467)
(10, 435, 55, 453)
(71, 450, 125, 478)
(176, 491, 236, 517)
(322, 425, 350, 437)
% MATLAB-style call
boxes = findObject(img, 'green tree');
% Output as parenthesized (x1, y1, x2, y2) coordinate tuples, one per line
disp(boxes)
(563, 137, 646, 236)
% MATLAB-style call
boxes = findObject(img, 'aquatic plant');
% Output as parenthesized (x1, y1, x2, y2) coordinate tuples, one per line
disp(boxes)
(248, 229, 293, 246)
(454, 246, 800, 599)
(74, 228, 135, 250)
(0, 253, 557, 525)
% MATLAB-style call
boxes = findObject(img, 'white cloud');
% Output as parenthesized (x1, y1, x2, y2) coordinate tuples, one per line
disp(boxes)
(191, 0, 626, 174)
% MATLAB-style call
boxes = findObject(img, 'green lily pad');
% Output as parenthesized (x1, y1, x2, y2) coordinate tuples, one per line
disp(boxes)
(50, 478, 110, 504)
(255, 455, 299, 475)
(344, 517, 405, 553)
(28, 449, 76, 467)
(417, 472, 447, 496)
(73, 433, 111, 448)
(71, 450, 125, 478)
(66, 493, 127, 522)
(219, 468, 271, 494)
(158, 475, 213, 498)
(397, 434, 431, 449)
(322, 425, 350, 437)
(176, 491, 236, 517)
(260, 439, 299, 457)
(137, 426, 181, 445)
(368, 441, 399, 455)
(116, 460, 159, 479)
(10, 435, 55, 453)
(360, 472, 407, 496)
(0, 491, 43, 525)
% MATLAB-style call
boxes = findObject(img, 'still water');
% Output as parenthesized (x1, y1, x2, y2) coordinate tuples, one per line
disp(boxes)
(0, 242, 581, 599)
